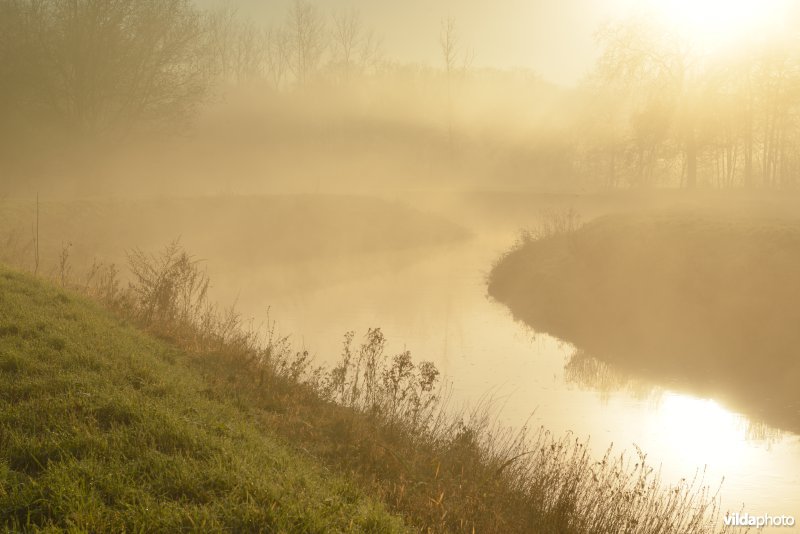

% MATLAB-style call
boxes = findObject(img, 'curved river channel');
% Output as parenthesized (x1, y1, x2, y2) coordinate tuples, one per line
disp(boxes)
(218, 207, 800, 529)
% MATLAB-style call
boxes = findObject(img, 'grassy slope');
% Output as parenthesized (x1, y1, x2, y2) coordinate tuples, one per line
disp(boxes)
(0, 267, 406, 533)
(489, 210, 800, 433)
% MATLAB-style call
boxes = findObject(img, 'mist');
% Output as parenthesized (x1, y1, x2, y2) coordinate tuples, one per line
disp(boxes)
(1, 0, 799, 532)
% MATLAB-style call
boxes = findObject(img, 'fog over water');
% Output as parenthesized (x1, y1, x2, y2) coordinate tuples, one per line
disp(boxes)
(2, 0, 800, 529)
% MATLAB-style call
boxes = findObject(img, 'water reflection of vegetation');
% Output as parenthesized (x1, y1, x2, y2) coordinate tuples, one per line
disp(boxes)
(564, 351, 788, 446)
(564, 350, 657, 402)
(490, 210, 800, 435)
(1, 239, 734, 533)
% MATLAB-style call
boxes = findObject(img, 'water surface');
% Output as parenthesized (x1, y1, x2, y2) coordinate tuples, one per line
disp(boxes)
(219, 221, 800, 524)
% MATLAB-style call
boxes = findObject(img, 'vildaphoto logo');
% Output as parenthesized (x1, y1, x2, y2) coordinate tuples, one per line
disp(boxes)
(724, 512, 796, 528)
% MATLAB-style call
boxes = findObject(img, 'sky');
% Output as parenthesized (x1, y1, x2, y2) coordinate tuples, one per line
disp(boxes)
(197, 0, 639, 86)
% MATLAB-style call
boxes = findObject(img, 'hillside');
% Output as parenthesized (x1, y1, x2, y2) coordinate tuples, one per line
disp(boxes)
(488, 210, 800, 433)
(0, 267, 406, 532)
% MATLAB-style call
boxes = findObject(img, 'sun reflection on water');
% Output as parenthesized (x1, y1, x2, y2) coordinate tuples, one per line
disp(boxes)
(558, 347, 798, 514)
(649, 392, 771, 476)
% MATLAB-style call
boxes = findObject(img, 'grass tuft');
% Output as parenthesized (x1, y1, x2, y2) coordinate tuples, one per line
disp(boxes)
(0, 229, 736, 532)
(60, 240, 732, 533)
(0, 264, 407, 533)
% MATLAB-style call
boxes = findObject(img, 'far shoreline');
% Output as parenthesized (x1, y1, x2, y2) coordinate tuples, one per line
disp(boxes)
(488, 207, 800, 434)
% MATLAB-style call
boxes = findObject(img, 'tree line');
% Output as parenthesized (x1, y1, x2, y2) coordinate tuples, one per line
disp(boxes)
(0, 0, 387, 139)
(576, 17, 800, 189)
(1, 1, 798, 189)
(206, 1, 384, 89)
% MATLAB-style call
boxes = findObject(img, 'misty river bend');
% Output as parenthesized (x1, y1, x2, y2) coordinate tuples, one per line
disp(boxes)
(3, 194, 799, 525)
(220, 200, 800, 523)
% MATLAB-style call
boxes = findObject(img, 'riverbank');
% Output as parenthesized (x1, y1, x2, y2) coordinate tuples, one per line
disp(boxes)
(0, 250, 729, 533)
(488, 209, 800, 434)
(0, 266, 405, 532)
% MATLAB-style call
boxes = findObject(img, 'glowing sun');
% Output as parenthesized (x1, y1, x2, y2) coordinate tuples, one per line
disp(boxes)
(647, 0, 791, 52)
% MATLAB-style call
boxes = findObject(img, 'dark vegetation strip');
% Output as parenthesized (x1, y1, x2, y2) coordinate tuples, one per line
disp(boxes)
(1, 239, 733, 533)
(488, 210, 800, 435)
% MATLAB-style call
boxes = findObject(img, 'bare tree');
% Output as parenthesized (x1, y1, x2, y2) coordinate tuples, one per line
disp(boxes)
(595, 19, 699, 187)
(206, 5, 239, 82)
(440, 17, 470, 157)
(574, 82, 631, 188)
(752, 49, 800, 188)
(331, 8, 383, 82)
(265, 26, 292, 90)
(440, 17, 459, 80)
(586, 20, 800, 191)
(288, 0, 327, 86)
(358, 29, 383, 75)
(232, 22, 266, 84)
(332, 8, 360, 81)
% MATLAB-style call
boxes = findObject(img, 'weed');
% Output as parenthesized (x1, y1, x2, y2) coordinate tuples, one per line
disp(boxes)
(1, 236, 733, 533)
(518, 206, 583, 244)
(94, 241, 730, 533)
(0, 265, 406, 533)
(57, 242, 71, 288)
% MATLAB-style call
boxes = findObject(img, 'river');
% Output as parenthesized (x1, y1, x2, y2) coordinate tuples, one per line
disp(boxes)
(215, 197, 800, 527)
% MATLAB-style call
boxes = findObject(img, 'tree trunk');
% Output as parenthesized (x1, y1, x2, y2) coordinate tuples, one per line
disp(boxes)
(685, 132, 697, 188)
(744, 90, 754, 188)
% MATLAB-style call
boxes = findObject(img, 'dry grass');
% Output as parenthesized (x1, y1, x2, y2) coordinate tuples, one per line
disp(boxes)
(0, 266, 406, 533)
(0, 228, 736, 533)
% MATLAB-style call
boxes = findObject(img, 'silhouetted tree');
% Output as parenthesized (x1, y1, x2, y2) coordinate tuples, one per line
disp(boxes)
(595, 19, 701, 187)
(331, 8, 382, 83)
(440, 17, 459, 82)
(588, 15, 800, 190)
(439, 17, 473, 158)
(288, 0, 326, 86)
(206, 5, 239, 83)
(265, 26, 292, 90)
(232, 22, 266, 84)
(0, 0, 212, 138)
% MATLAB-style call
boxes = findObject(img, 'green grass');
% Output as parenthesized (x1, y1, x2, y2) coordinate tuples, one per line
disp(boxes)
(0, 238, 733, 533)
(489, 208, 800, 434)
(0, 267, 407, 533)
